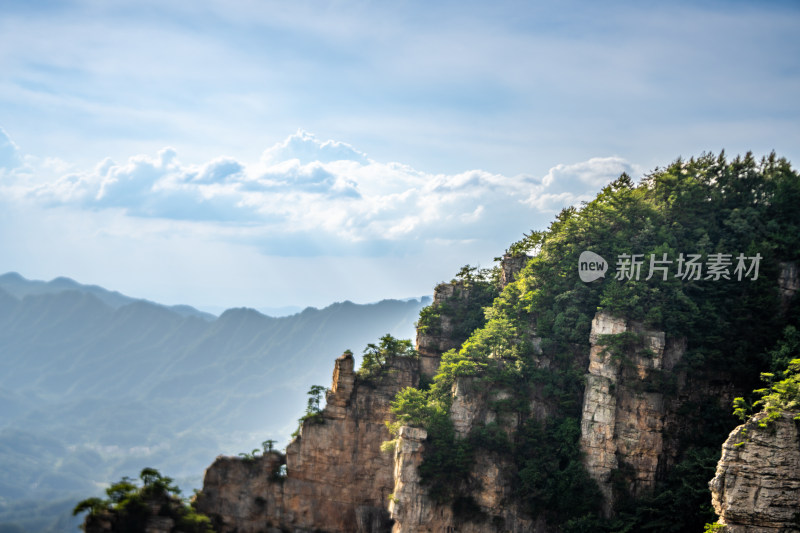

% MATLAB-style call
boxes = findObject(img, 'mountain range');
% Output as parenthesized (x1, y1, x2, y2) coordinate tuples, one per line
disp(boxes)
(0, 273, 428, 533)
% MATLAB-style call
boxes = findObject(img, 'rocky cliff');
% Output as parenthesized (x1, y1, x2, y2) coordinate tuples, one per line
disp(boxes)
(709, 411, 800, 532)
(415, 281, 471, 377)
(388, 419, 542, 533)
(194, 237, 800, 532)
(580, 312, 672, 513)
(195, 259, 526, 533)
(196, 351, 419, 532)
(194, 303, 777, 532)
(193, 306, 743, 532)
(86, 154, 800, 532)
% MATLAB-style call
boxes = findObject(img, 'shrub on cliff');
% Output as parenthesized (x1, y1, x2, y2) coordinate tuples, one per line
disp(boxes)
(416, 265, 500, 340)
(73, 468, 212, 533)
(734, 326, 800, 426)
(357, 333, 417, 380)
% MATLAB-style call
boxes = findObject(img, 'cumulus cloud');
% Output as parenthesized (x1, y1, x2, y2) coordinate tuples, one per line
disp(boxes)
(526, 157, 642, 212)
(0, 129, 638, 256)
(262, 129, 369, 165)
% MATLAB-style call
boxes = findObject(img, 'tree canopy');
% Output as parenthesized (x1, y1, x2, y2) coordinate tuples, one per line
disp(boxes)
(393, 152, 800, 531)
(73, 468, 212, 533)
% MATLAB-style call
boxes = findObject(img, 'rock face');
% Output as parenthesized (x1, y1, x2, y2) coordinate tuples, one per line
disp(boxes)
(388, 424, 540, 533)
(194, 307, 755, 532)
(578, 312, 760, 518)
(195, 352, 419, 533)
(580, 311, 681, 513)
(709, 411, 800, 532)
(416, 281, 474, 377)
(387, 356, 550, 531)
(196, 302, 795, 532)
(387, 426, 434, 531)
(500, 253, 528, 288)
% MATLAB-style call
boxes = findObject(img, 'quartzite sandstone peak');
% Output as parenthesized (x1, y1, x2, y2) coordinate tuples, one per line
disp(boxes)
(193, 258, 800, 532)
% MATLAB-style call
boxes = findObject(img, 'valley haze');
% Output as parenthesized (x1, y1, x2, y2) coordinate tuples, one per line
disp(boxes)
(0, 272, 427, 532)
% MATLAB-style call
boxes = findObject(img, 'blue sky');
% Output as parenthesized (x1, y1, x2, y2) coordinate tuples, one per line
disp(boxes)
(0, 0, 798, 312)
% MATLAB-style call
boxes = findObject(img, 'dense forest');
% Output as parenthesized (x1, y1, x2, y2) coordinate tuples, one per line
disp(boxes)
(392, 152, 800, 532)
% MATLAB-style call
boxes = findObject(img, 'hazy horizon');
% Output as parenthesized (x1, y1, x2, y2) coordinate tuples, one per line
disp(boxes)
(0, 270, 432, 317)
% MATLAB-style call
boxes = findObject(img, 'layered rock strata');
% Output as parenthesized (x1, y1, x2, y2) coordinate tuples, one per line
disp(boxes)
(580, 312, 674, 513)
(388, 424, 540, 533)
(709, 411, 800, 533)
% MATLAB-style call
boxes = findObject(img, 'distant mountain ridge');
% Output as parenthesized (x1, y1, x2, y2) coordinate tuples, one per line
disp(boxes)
(0, 272, 216, 320)
(0, 273, 430, 533)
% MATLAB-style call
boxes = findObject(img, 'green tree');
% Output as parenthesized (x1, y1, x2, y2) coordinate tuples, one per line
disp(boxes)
(306, 385, 326, 416)
(73, 468, 213, 533)
(358, 334, 417, 379)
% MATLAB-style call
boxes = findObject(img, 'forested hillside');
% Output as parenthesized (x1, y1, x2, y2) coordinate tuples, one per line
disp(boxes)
(393, 152, 800, 531)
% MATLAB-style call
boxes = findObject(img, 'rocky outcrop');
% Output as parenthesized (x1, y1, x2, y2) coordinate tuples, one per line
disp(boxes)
(387, 426, 434, 531)
(709, 411, 800, 532)
(580, 312, 676, 513)
(416, 281, 472, 376)
(197, 302, 792, 533)
(450, 378, 520, 439)
(195, 351, 419, 533)
(387, 370, 548, 531)
(388, 425, 540, 533)
(500, 253, 528, 288)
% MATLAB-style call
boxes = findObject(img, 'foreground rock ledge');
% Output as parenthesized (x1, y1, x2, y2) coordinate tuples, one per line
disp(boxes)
(709, 410, 800, 533)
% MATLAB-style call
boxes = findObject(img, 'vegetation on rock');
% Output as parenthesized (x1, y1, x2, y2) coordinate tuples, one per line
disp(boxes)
(357, 333, 418, 380)
(73, 151, 800, 533)
(733, 325, 800, 426)
(73, 468, 212, 532)
(416, 265, 500, 341)
(392, 152, 800, 531)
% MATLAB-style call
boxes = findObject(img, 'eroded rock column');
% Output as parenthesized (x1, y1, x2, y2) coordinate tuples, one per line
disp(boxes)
(580, 311, 668, 514)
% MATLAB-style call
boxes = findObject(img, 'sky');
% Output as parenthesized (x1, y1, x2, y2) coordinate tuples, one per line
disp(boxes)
(0, 0, 798, 312)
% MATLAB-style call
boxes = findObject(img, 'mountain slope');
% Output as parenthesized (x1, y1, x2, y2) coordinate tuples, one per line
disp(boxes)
(0, 279, 428, 533)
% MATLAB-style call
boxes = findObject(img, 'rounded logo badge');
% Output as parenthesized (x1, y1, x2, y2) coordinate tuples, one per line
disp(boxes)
(578, 251, 608, 282)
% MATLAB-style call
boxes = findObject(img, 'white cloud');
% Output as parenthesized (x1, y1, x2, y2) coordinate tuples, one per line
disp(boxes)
(527, 157, 642, 212)
(0, 127, 21, 170)
(261, 130, 369, 165)
(1, 129, 637, 257)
